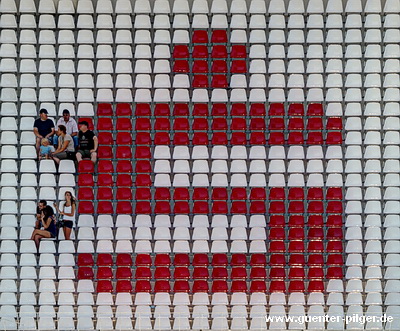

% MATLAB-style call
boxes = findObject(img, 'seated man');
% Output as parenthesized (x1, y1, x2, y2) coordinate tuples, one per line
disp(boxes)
(52, 125, 76, 164)
(35, 200, 54, 230)
(54, 109, 79, 147)
(76, 121, 98, 164)
(33, 109, 55, 155)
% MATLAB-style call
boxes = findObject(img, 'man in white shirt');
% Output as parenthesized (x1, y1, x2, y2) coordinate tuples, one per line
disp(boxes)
(54, 109, 79, 147)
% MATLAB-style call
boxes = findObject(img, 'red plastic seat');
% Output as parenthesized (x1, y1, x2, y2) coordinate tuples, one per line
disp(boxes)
(154, 254, 171, 267)
(307, 201, 324, 214)
(307, 215, 322, 227)
(308, 254, 324, 266)
(288, 103, 304, 116)
(327, 215, 343, 227)
(308, 227, 324, 240)
(231, 132, 246, 145)
(307, 117, 323, 130)
(78, 201, 94, 214)
(212, 267, 228, 280)
(78, 160, 94, 173)
(231, 103, 246, 116)
(98, 160, 113, 173)
(231, 117, 246, 130)
(97, 187, 113, 200)
(78, 254, 94, 266)
(155, 280, 170, 292)
(289, 254, 305, 266)
(268, 132, 285, 145)
(250, 201, 266, 214)
(211, 75, 228, 88)
(211, 30, 227, 43)
(211, 45, 227, 58)
(192, 60, 208, 73)
(193, 103, 208, 116)
(212, 280, 228, 293)
(172, 188, 189, 201)
(193, 132, 209, 145)
(193, 280, 209, 293)
(231, 254, 247, 266)
(193, 254, 209, 266)
(98, 132, 113, 145)
(288, 228, 305, 241)
(327, 254, 344, 265)
(308, 267, 324, 279)
(192, 45, 208, 58)
(116, 201, 132, 214)
(135, 104, 151, 116)
(211, 60, 227, 73)
(289, 280, 305, 292)
(97, 118, 113, 131)
(135, 254, 151, 266)
(270, 267, 285, 279)
(289, 268, 305, 279)
(97, 174, 113, 186)
(116, 132, 132, 145)
(212, 201, 228, 214)
(135, 174, 151, 186)
(116, 267, 132, 279)
(96, 280, 113, 293)
(288, 118, 304, 130)
(78, 174, 94, 186)
(269, 215, 285, 227)
(97, 267, 113, 279)
(307, 132, 323, 145)
(230, 201, 248, 213)
(327, 241, 343, 252)
(231, 281, 247, 292)
(116, 103, 132, 116)
(327, 228, 343, 240)
(192, 30, 208, 43)
(154, 188, 170, 200)
(308, 241, 324, 252)
(116, 280, 132, 292)
(155, 201, 171, 214)
(193, 267, 209, 280)
(269, 188, 285, 200)
(288, 131, 304, 144)
(135, 267, 151, 279)
(78, 187, 94, 200)
(269, 201, 285, 213)
(135, 201, 151, 214)
(97, 103, 113, 116)
(192, 118, 208, 131)
(212, 188, 228, 201)
(116, 146, 132, 159)
(212, 132, 228, 145)
(153, 132, 169, 145)
(135, 118, 151, 130)
(117, 174, 133, 187)
(326, 117, 342, 130)
(154, 118, 170, 131)
(211, 104, 227, 116)
(288, 215, 304, 227)
(135, 146, 151, 159)
(135, 160, 151, 174)
(289, 241, 305, 253)
(326, 187, 343, 200)
(250, 254, 267, 266)
(173, 201, 190, 214)
(308, 281, 324, 292)
(155, 104, 170, 116)
(174, 254, 189, 266)
(135, 188, 151, 201)
(154, 267, 170, 280)
(231, 267, 247, 280)
(174, 267, 190, 280)
(193, 75, 208, 88)
(327, 267, 343, 279)
(174, 132, 189, 145)
(327, 201, 343, 213)
(77, 267, 94, 280)
(97, 201, 113, 214)
(116, 118, 132, 131)
(212, 118, 228, 130)
(250, 268, 266, 280)
(117, 254, 132, 266)
(307, 103, 323, 116)
(212, 254, 228, 266)
(231, 187, 247, 200)
(269, 241, 285, 253)
(173, 60, 189, 73)
(270, 254, 286, 266)
(269, 103, 284, 116)
(173, 45, 189, 58)
(135, 280, 151, 292)
(231, 45, 247, 58)
(97, 146, 113, 159)
(326, 132, 342, 144)
(193, 188, 208, 200)
(307, 188, 324, 200)
(231, 60, 247, 73)
(288, 188, 304, 200)
(250, 280, 267, 293)
(174, 118, 189, 131)
(174, 280, 190, 293)
(135, 132, 151, 145)
(250, 118, 266, 130)
(268, 118, 284, 130)
(173, 104, 189, 116)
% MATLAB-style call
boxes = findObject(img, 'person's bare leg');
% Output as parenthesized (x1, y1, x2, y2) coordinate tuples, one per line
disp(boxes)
(76, 152, 83, 163)
(91, 152, 97, 164)
(52, 156, 60, 165)
(31, 229, 39, 240)
(36, 137, 41, 155)
(33, 230, 52, 249)
(64, 227, 71, 240)
(34, 234, 42, 249)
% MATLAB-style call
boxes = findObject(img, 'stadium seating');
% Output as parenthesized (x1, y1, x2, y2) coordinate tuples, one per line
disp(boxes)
(1, 0, 400, 329)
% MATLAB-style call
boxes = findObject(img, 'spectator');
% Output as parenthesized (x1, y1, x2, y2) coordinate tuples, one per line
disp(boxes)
(35, 200, 54, 230)
(39, 138, 54, 160)
(54, 109, 79, 147)
(76, 121, 98, 164)
(33, 109, 55, 155)
(53, 191, 76, 240)
(52, 125, 76, 165)
(30, 207, 57, 249)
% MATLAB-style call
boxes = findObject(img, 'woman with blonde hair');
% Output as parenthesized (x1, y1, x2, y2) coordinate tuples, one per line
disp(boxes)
(53, 191, 76, 240)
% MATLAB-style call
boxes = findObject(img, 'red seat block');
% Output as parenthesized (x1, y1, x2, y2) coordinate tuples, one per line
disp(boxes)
(307, 117, 323, 130)
(308, 281, 324, 292)
(327, 215, 343, 227)
(173, 201, 190, 214)
(78, 188, 94, 200)
(173, 132, 189, 145)
(288, 201, 304, 213)
(250, 254, 267, 266)
(326, 132, 343, 144)
(193, 254, 209, 266)
(135, 188, 151, 200)
(270, 228, 285, 240)
(326, 267, 343, 279)
(155, 118, 170, 131)
(268, 132, 285, 145)
(97, 146, 113, 159)
(116, 267, 132, 279)
(96, 280, 113, 293)
(211, 30, 227, 43)
(270, 254, 286, 266)
(250, 268, 266, 280)
(78, 201, 94, 214)
(269, 215, 285, 227)
(307, 188, 324, 200)
(211, 75, 228, 88)
(307, 103, 323, 116)
(231, 254, 247, 266)
(135, 174, 151, 186)
(135, 104, 151, 116)
(116, 103, 132, 116)
(135, 280, 151, 292)
(326, 187, 343, 200)
(116, 132, 132, 145)
(135, 160, 151, 173)
(327, 254, 344, 266)
(97, 118, 113, 131)
(231, 280, 247, 292)
(193, 75, 208, 88)
(78, 174, 94, 186)
(173, 188, 189, 200)
(173, 104, 189, 116)
(288, 117, 304, 130)
(78, 267, 94, 280)
(250, 201, 266, 214)
(289, 268, 305, 279)
(116, 201, 132, 214)
(250, 280, 267, 293)
(78, 254, 94, 266)
(269, 241, 285, 253)
(212, 280, 228, 293)
(270, 267, 285, 279)
(135, 118, 151, 131)
(193, 201, 209, 214)
(97, 187, 113, 200)
(117, 254, 132, 266)
(212, 267, 228, 280)
(269, 188, 285, 200)
(154, 267, 170, 280)
(212, 254, 228, 266)
(231, 103, 246, 115)
(135, 254, 151, 266)
(230, 201, 246, 214)
(174, 118, 189, 130)
(116, 146, 132, 159)
(308, 267, 324, 279)
(327, 201, 343, 214)
(211, 45, 227, 58)
(174, 254, 190, 266)
(193, 280, 209, 293)
(192, 30, 208, 43)
(269, 201, 285, 213)
(97, 267, 113, 279)
(288, 131, 304, 144)
(231, 45, 247, 58)
(289, 280, 305, 292)
(98, 132, 113, 145)
(193, 60, 208, 73)
(174, 280, 190, 292)
(326, 117, 343, 130)
(308, 254, 324, 266)
(135, 132, 151, 145)
(289, 241, 305, 253)
(308, 201, 324, 213)
(174, 267, 190, 280)
(211, 60, 227, 73)
(155, 201, 171, 214)
(98, 160, 114, 173)
(154, 132, 170, 145)
(98, 174, 113, 186)
(231, 60, 247, 73)
(116, 118, 132, 131)
(135, 201, 151, 214)
(116, 280, 132, 293)
(173, 60, 189, 73)
(155, 280, 170, 292)
(97, 103, 113, 116)
(97, 201, 113, 214)
(192, 45, 208, 58)
(288, 215, 304, 227)
(78, 160, 94, 173)
(173, 45, 189, 58)
(288, 103, 304, 116)
(193, 267, 209, 280)
(155, 188, 170, 200)
(307, 132, 323, 145)
(228, 267, 246, 279)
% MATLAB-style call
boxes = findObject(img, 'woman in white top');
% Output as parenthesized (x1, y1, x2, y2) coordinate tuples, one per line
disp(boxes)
(53, 191, 76, 240)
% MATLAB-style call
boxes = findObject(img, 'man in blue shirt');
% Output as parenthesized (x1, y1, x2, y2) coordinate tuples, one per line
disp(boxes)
(33, 109, 55, 156)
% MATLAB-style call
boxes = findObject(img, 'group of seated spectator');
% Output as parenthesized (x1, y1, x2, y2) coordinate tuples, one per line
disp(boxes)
(33, 108, 98, 164)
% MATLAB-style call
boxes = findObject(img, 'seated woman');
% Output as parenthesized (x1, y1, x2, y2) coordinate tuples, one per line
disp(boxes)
(30, 207, 57, 249)
(53, 191, 76, 240)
